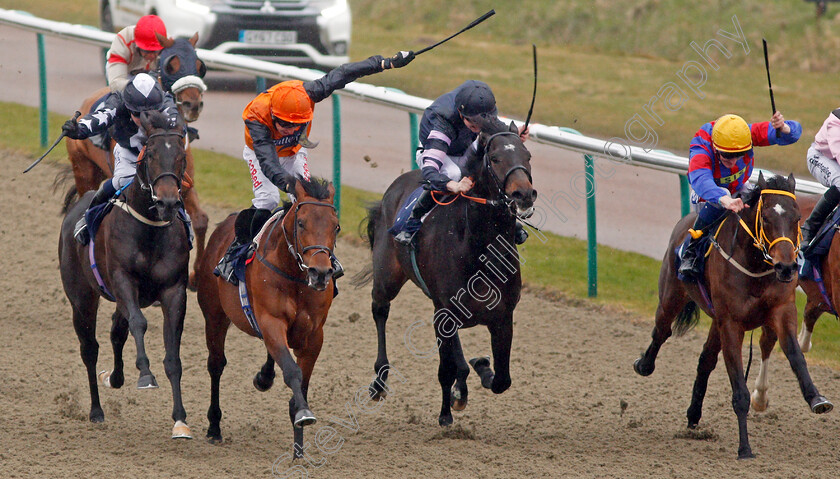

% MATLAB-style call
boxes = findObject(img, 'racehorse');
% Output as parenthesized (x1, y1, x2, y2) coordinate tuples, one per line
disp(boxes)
(59, 110, 192, 439)
(195, 177, 339, 456)
(65, 32, 209, 290)
(633, 173, 832, 459)
(353, 119, 536, 426)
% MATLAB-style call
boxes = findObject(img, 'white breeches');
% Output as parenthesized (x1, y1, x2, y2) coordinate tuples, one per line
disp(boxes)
(243, 146, 310, 210)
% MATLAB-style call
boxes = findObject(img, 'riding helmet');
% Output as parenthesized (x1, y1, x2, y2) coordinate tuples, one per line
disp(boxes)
(123, 73, 165, 113)
(134, 15, 167, 52)
(455, 80, 498, 119)
(712, 114, 752, 153)
(269, 80, 314, 124)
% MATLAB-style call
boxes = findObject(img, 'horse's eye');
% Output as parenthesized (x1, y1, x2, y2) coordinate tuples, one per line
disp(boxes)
(335, 224, 341, 233)
(297, 220, 304, 229)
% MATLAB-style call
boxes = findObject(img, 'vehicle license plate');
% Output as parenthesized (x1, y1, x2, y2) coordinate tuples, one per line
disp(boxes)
(239, 30, 298, 45)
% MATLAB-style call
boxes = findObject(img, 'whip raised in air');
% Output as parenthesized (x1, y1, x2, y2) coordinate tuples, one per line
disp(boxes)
(414, 10, 496, 56)
(762, 38, 776, 115)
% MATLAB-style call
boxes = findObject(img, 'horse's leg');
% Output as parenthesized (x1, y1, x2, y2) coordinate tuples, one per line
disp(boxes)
(290, 327, 324, 458)
(368, 252, 407, 400)
(112, 276, 158, 389)
(254, 352, 276, 392)
(750, 326, 777, 412)
(183, 187, 208, 292)
(634, 290, 690, 376)
(772, 304, 833, 414)
(263, 320, 314, 457)
(686, 322, 721, 428)
(718, 321, 754, 459)
(798, 295, 823, 352)
(449, 332, 471, 411)
(487, 315, 513, 394)
(70, 297, 104, 422)
(436, 334, 460, 426)
(160, 283, 191, 439)
(204, 300, 231, 444)
(100, 310, 129, 389)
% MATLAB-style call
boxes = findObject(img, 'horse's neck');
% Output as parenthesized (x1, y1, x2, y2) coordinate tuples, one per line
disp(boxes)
(123, 179, 160, 222)
(723, 208, 768, 269)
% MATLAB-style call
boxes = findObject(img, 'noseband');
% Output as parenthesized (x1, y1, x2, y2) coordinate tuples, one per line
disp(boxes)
(136, 130, 186, 202)
(482, 131, 533, 212)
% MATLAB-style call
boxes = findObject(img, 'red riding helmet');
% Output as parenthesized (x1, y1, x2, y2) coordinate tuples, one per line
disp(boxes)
(134, 15, 167, 51)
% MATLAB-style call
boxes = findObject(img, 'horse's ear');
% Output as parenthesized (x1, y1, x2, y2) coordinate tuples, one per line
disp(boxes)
(509, 121, 517, 134)
(189, 32, 199, 47)
(788, 172, 796, 190)
(196, 59, 207, 78)
(327, 183, 336, 202)
(156, 32, 174, 49)
(293, 178, 306, 200)
(757, 171, 766, 189)
(138, 111, 153, 133)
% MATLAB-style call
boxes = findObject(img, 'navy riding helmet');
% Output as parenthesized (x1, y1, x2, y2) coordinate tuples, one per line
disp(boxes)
(122, 73, 165, 113)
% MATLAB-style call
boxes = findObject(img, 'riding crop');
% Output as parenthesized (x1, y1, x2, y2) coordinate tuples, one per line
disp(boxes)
(414, 10, 496, 56)
(23, 110, 81, 173)
(762, 38, 776, 115)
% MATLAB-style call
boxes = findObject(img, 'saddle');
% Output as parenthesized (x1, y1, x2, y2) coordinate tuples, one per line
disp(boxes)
(799, 205, 840, 281)
(387, 186, 444, 238)
(675, 233, 713, 283)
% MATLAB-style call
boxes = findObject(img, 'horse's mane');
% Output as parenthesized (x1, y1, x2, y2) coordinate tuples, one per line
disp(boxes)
(741, 174, 794, 208)
(145, 110, 176, 130)
(462, 117, 517, 176)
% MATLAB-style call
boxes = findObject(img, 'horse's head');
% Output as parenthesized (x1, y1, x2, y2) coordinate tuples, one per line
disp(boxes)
(282, 177, 340, 291)
(468, 119, 537, 218)
(745, 172, 801, 282)
(137, 111, 187, 221)
(158, 33, 207, 123)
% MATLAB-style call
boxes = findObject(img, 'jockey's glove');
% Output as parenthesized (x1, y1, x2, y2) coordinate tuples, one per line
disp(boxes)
(61, 119, 83, 139)
(382, 51, 415, 69)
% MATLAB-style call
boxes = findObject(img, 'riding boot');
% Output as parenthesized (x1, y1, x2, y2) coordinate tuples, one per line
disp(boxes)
(514, 222, 529, 245)
(801, 185, 840, 252)
(394, 189, 435, 245)
(74, 180, 117, 245)
(678, 203, 726, 280)
(214, 208, 257, 283)
(249, 208, 274, 240)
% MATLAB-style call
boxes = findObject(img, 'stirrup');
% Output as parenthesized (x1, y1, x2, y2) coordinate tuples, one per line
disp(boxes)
(74, 217, 90, 245)
(331, 256, 345, 280)
(514, 225, 529, 245)
(394, 230, 416, 245)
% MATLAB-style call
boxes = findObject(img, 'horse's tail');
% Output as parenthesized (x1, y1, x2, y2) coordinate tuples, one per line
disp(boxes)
(53, 165, 79, 215)
(350, 201, 382, 288)
(672, 301, 699, 337)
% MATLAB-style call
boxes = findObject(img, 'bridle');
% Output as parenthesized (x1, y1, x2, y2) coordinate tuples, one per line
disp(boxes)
(136, 130, 186, 203)
(733, 188, 801, 264)
(481, 131, 532, 213)
(255, 200, 338, 282)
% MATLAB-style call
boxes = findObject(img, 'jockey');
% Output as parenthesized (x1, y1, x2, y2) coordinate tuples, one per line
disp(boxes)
(679, 111, 802, 279)
(214, 50, 415, 281)
(801, 108, 840, 250)
(106, 15, 168, 92)
(393, 80, 530, 245)
(61, 73, 181, 245)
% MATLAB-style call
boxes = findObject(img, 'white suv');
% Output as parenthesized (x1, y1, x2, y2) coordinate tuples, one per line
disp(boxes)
(100, 0, 351, 69)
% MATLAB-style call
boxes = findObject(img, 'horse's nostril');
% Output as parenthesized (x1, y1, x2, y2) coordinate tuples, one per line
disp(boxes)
(530, 190, 538, 201)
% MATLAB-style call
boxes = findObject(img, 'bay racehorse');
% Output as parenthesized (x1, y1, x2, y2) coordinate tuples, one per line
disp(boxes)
(59, 110, 192, 438)
(633, 173, 832, 459)
(353, 119, 536, 426)
(196, 177, 339, 457)
(65, 32, 208, 290)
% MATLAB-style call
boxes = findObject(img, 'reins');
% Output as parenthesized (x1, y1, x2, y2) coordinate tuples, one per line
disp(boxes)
(136, 130, 187, 203)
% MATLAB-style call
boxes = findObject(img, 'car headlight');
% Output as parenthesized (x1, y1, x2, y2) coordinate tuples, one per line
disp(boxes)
(174, 0, 218, 14)
(312, 0, 348, 17)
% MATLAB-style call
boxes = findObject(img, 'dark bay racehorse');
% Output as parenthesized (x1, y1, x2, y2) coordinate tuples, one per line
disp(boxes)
(59, 111, 192, 438)
(633, 173, 832, 459)
(353, 119, 536, 426)
(65, 32, 209, 290)
(196, 177, 339, 457)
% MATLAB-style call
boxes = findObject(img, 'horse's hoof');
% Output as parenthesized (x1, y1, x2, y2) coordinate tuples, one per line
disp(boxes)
(253, 373, 274, 392)
(451, 387, 467, 411)
(172, 420, 193, 439)
(294, 409, 316, 428)
(750, 391, 769, 412)
(206, 435, 223, 445)
(369, 380, 388, 401)
(738, 449, 756, 460)
(98, 370, 113, 388)
(469, 356, 494, 389)
(490, 376, 510, 394)
(811, 396, 833, 414)
(137, 375, 159, 389)
(438, 414, 453, 427)
(89, 409, 105, 423)
(633, 358, 654, 376)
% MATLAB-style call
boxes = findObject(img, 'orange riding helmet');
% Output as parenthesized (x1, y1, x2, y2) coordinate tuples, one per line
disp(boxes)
(270, 81, 314, 124)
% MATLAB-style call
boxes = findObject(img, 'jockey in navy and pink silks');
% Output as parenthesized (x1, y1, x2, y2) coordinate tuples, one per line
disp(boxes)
(679, 111, 802, 279)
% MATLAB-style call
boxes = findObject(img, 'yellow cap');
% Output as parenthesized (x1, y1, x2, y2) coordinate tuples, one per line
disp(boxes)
(711, 114, 752, 153)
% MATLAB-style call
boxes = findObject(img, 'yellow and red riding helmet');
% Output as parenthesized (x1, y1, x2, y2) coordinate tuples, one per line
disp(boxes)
(712, 114, 752, 154)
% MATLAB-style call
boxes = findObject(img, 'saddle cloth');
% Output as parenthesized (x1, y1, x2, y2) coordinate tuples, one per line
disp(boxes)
(387, 186, 448, 237)
(800, 205, 840, 281)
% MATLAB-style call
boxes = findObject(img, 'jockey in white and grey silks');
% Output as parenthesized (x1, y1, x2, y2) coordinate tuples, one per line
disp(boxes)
(61, 73, 181, 245)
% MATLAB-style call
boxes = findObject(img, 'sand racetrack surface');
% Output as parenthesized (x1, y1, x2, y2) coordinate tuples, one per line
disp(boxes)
(2, 149, 840, 478)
